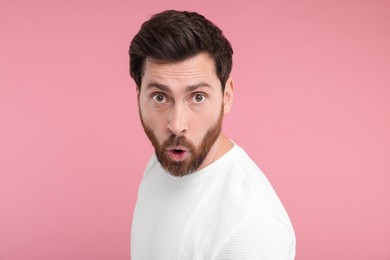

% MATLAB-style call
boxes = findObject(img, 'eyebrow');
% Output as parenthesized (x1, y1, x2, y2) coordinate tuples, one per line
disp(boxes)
(186, 83, 213, 92)
(146, 82, 213, 93)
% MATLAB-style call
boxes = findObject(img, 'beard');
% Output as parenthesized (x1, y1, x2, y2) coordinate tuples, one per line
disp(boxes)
(140, 107, 224, 177)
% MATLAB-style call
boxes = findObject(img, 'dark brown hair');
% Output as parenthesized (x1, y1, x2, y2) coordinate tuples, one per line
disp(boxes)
(129, 10, 233, 91)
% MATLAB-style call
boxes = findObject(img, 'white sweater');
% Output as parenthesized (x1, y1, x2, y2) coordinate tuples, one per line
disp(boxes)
(131, 144, 296, 259)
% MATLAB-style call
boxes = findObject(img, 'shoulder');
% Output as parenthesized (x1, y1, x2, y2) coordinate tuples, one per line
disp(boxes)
(142, 154, 159, 178)
(226, 144, 296, 242)
(215, 213, 296, 259)
(228, 144, 265, 182)
(137, 154, 163, 190)
(227, 145, 273, 201)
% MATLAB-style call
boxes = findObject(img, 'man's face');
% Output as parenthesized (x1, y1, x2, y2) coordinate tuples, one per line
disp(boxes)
(138, 53, 233, 176)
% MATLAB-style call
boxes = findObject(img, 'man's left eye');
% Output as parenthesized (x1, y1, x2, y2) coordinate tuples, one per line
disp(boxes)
(192, 94, 206, 103)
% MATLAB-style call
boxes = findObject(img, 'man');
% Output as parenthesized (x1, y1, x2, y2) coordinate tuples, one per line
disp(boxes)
(129, 10, 296, 259)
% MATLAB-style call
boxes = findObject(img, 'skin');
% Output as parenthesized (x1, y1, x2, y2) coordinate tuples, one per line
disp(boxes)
(138, 52, 234, 176)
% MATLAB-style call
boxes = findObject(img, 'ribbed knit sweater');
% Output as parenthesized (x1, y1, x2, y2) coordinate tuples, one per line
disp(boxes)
(131, 144, 296, 259)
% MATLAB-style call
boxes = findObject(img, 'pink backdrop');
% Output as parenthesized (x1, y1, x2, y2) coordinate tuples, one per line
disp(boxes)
(1, 1, 389, 259)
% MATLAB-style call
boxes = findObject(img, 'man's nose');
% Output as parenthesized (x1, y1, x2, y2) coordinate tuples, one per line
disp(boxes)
(167, 104, 188, 136)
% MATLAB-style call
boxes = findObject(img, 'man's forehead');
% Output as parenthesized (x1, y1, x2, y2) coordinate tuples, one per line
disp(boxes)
(145, 54, 214, 72)
(141, 54, 219, 91)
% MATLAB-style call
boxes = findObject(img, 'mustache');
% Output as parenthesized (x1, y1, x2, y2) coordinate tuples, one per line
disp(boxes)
(164, 135, 190, 147)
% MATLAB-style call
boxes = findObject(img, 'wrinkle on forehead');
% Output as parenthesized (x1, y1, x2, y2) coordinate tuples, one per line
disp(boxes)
(142, 53, 219, 90)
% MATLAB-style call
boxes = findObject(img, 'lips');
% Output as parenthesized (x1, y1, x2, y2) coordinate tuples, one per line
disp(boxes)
(166, 146, 189, 161)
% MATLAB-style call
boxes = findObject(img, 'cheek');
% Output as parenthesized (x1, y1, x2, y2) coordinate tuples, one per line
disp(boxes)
(142, 112, 165, 130)
(191, 109, 220, 140)
(140, 109, 168, 139)
(140, 99, 157, 124)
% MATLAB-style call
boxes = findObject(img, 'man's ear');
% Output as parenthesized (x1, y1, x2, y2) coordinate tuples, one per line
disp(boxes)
(223, 77, 234, 114)
(136, 87, 140, 105)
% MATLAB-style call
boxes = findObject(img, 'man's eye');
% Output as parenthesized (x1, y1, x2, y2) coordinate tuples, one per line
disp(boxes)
(152, 94, 166, 103)
(192, 94, 206, 103)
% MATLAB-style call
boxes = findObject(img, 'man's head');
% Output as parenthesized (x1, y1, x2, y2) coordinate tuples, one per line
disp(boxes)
(129, 10, 233, 91)
(129, 10, 234, 177)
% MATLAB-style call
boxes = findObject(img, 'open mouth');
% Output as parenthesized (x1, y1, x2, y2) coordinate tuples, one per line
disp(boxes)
(167, 147, 188, 161)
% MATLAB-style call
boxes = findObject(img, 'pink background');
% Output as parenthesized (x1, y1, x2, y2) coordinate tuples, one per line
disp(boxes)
(1, 0, 389, 259)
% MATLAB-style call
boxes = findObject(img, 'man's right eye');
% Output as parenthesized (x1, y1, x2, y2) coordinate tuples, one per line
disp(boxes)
(152, 94, 166, 103)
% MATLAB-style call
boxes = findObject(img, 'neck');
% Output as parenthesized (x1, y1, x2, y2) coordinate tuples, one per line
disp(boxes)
(197, 133, 233, 171)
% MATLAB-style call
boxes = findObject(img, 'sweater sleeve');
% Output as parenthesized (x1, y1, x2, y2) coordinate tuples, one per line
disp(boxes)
(215, 214, 296, 260)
